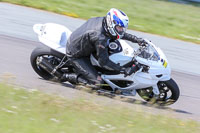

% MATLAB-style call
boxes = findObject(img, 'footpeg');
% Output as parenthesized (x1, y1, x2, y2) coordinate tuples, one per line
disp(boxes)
(61, 68, 70, 73)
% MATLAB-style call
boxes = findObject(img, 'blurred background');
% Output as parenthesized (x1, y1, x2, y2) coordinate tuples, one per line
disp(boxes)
(1, 0, 200, 43)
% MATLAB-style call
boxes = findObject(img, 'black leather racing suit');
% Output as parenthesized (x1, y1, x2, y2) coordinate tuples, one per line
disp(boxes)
(66, 17, 141, 84)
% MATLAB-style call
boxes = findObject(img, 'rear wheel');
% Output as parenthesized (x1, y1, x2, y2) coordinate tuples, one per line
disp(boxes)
(137, 78, 180, 106)
(30, 46, 64, 80)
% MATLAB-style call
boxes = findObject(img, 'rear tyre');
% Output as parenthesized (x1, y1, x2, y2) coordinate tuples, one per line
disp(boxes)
(30, 46, 64, 80)
(137, 78, 180, 106)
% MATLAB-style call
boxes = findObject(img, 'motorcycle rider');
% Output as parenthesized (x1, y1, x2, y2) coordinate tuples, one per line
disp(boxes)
(63, 8, 146, 86)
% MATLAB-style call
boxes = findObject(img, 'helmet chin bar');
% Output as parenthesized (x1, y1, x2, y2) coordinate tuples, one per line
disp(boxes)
(107, 26, 123, 39)
(108, 27, 116, 36)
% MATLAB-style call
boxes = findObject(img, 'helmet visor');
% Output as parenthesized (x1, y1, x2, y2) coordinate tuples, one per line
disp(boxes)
(115, 25, 127, 35)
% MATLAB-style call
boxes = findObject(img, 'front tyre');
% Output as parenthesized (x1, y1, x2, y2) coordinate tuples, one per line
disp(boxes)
(137, 78, 180, 106)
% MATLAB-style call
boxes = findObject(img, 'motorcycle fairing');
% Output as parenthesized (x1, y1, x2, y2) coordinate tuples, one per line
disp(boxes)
(33, 23, 71, 54)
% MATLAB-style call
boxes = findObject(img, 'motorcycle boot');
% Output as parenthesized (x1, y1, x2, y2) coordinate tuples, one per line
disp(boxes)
(60, 73, 89, 85)
(60, 73, 77, 84)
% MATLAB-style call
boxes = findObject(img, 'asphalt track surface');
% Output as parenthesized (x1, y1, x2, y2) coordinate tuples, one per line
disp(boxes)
(0, 3, 200, 121)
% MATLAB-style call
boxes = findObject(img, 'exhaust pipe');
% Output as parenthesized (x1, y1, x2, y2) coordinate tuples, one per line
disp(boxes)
(37, 57, 62, 78)
(37, 57, 89, 84)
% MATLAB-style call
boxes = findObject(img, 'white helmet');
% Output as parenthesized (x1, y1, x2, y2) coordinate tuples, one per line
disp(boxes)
(105, 8, 129, 39)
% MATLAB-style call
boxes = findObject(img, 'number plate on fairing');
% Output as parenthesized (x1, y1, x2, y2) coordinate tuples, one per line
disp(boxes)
(163, 60, 168, 68)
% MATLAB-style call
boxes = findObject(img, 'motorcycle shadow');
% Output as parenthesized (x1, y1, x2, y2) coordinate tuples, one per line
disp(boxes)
(122, 98, 192, 115)
(59, 81, 192, 116)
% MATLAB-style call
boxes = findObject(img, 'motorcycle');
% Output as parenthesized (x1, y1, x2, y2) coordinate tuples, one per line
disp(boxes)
(31, 23, 180, 106)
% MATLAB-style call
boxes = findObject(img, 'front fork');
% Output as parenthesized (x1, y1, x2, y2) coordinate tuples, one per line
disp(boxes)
(152, 85, 160, 96)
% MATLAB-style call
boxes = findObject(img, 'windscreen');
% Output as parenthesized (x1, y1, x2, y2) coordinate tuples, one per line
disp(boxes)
(137, 45, 160, 61)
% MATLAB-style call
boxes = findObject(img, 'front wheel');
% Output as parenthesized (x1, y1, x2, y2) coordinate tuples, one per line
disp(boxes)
(137, 78, 180, 106)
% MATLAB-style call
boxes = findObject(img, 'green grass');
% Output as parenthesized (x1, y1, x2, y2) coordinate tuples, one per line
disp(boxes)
(0, 82, 199, 133)
(1, 0, 200, 44)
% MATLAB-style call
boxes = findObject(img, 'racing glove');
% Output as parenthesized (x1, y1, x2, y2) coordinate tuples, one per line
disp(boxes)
(121, 65, 140, 77)
(136, 38, 147, 46)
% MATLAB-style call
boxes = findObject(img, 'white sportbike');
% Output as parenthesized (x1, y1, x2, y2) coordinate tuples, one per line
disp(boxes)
(31, 23, 180, 106)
